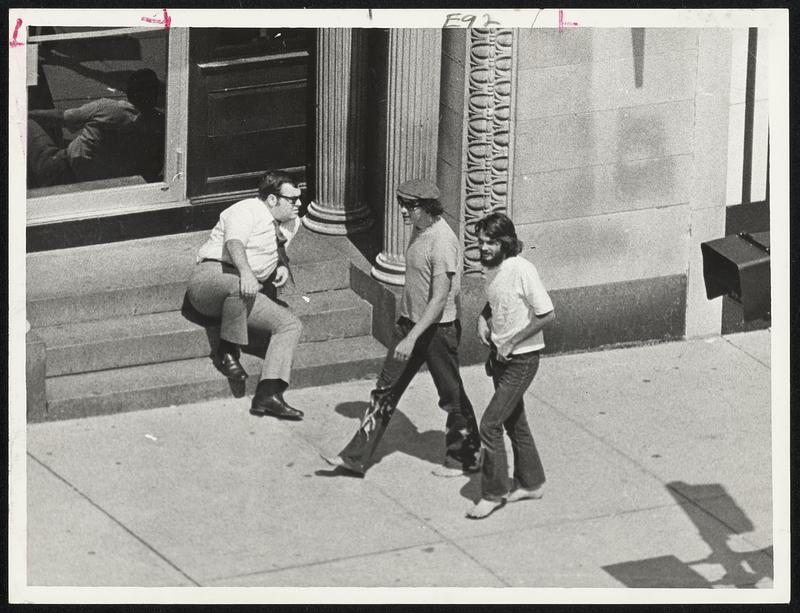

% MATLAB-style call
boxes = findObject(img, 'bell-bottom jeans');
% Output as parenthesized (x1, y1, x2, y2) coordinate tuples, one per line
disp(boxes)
(480, 350, 546, 501)
(338, 317, 480, 474)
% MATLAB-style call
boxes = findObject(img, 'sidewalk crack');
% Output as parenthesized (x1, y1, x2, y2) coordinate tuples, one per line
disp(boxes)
(27, 452, 201, 587)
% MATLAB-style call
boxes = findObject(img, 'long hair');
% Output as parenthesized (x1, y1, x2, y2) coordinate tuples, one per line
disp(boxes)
(417, 198, 444, 216)
(474, 212, 524, 258)
(258, 171, 294, 200)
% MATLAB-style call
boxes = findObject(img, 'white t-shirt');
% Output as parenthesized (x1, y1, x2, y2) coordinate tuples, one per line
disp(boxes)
(484, 255, 554, 356)
(196, 197, 300, 281)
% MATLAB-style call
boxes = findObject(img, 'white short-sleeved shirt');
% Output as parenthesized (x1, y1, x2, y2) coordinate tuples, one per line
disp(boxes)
(196, 197, 300, 281)
(484, 255, 554, 356)
(399, 218, 461, 324)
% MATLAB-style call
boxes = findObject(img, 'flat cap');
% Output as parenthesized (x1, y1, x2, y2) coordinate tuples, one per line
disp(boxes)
(397, 178, 440, 201)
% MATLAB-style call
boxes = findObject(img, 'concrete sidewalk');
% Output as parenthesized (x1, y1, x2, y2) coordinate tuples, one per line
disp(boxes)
(22, 331, 776, 591)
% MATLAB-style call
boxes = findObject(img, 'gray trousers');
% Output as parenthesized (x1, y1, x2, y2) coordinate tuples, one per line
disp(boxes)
(186, 260, 302, 383)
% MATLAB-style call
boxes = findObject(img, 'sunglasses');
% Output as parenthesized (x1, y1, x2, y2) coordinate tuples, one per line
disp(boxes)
(278, 194, 302, 206)
(397, 197, 421, 210)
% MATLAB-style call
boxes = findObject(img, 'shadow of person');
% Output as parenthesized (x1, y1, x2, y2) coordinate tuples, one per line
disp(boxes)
(331, 400, 445, 470)
(667, 481, 773, 587)
(458, 470, 483, 502)
(603, 482, 773, 588)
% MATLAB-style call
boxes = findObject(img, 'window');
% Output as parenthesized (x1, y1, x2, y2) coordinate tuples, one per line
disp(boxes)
(25, 26, 189, 225)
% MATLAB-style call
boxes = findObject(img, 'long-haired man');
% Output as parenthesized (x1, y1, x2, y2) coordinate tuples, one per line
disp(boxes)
(467, 212, 555, 519)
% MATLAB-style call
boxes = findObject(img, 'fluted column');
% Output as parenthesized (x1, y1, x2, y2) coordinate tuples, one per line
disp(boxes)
(303, 28, 372, 235)
(371, 29, 442, 285)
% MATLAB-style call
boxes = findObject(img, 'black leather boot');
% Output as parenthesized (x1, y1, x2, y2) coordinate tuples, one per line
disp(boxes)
(250, 380, 304, 420)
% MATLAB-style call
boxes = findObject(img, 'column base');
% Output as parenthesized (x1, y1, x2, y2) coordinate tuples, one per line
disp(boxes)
(371, 251, 406, 286)
(302, 201, 373, 236)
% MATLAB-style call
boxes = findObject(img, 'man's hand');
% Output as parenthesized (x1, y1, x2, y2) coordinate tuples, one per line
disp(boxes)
(477, 314, 492, 347)
(239, 271, 261, 299)
(393, 335, 417, 362)
(273, 265, 290, 288)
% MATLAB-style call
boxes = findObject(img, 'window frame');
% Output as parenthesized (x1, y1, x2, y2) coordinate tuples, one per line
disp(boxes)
(25, 27, 190, 226)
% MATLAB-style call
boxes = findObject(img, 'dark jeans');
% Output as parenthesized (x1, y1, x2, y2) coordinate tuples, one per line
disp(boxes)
(480, 350, 546, 501)
(338, 318, 480, 474)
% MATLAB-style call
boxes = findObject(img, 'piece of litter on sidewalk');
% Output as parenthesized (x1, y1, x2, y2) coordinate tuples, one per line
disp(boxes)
(302, 295, 310, 303)
(705, 338, 717, 343)
(144, 434, 158, 441)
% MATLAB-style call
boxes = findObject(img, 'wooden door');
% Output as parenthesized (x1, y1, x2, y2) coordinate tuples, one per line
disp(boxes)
(187, 28, 313, 203)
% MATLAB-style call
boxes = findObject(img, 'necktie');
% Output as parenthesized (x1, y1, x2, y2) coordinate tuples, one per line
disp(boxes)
(273, 220, 294, 285)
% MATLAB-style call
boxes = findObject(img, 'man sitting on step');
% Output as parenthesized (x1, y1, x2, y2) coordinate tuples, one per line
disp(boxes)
(185, 170, 305, 421)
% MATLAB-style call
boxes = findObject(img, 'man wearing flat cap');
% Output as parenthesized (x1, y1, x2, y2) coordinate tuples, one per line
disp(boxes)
(324, 178, 480, 477)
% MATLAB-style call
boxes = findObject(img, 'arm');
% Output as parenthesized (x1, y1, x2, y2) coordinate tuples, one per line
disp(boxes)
(393, 272, 452, 361)
(477, 302, 492, 346)
(499, 310, 555, 359)
(224, 239, 261, 299)
(28, 109, 65, 126)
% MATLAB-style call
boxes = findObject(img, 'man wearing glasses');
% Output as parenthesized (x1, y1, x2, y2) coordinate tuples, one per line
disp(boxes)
(186, 170, 305, 421)
(323, 178, 481, 476)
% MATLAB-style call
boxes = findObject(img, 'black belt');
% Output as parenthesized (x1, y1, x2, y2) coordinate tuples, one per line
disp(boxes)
(398, 316, 458, 328)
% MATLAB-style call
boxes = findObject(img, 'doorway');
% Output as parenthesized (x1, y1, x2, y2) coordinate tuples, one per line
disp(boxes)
(186, 28, 314, 204)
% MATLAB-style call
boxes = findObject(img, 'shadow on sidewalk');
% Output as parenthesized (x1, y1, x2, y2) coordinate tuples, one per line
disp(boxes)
(314, 400, 453, 479)
(602, 481, 773, 588)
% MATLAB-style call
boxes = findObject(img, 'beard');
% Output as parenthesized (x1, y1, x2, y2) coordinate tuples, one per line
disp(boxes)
(480, 252, 504, 268)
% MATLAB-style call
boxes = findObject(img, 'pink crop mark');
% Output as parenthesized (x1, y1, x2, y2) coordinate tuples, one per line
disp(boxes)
(9, 18, 24, 47)
(558, 9, 578, 32)
(141, 8, 171, 29)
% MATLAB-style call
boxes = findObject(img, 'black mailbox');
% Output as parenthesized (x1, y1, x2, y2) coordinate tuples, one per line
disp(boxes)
(700, 231, 770, 321)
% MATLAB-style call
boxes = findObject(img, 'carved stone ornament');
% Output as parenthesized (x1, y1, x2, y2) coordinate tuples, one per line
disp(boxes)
(463, 29, 515, 274)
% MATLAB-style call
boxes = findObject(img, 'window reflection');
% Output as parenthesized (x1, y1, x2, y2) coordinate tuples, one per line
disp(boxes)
(27, 27, 168, 193)
(212, 28, 310, 58)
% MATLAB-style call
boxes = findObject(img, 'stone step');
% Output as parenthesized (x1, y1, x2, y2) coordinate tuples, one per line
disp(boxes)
(27, 229, 354, 327)
(40, 335, 388, 422)
(36, 289, 373, 377)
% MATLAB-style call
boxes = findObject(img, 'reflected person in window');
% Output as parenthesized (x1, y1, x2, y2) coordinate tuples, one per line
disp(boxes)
(185, 171, 305, 421)
(27, 68, 164, 188)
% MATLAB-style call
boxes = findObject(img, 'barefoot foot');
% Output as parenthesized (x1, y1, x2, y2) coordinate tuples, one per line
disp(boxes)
(506, 486, 544, 503)
(432, 465, 467, 478)
(466, 498, 505, 519)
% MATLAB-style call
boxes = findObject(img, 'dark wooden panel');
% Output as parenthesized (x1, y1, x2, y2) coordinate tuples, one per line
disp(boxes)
(202, 55, 308, 91)
(206, 127, 307, 177)
(207, 82, 307, 136)
(187, 29, 312, 200)
(201, 28, 312, 61)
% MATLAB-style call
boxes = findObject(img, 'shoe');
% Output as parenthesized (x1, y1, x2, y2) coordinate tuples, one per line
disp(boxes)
(320, 453, 364, 476)
(250, 392, 304, 420)
(432, 465, 469, 478)
(213, 352, 248, 381)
